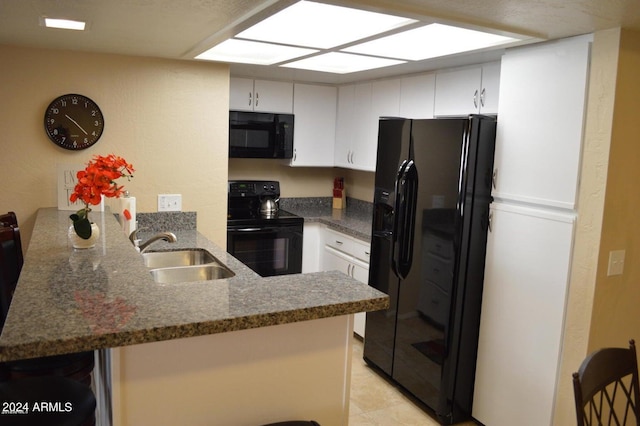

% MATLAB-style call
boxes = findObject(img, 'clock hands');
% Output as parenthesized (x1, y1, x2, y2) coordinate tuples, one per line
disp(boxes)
(65, 114, 88, 135)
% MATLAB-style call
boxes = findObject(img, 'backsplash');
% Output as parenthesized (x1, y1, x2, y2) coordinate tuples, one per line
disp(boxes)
(136, 212, 197, 232)
(280, 197, 372, 217)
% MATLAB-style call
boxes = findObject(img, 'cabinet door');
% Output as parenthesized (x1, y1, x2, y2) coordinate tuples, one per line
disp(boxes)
(473, 202, 575, 426)
(351, 258, 370, 338)
(371, 79, 401, 120)
(291, 84, 336, 167)
(302, 223, 321, 273)
(479, 61, 501, 114)
(229, 77, 254, 111)
(434, 66, 482, 116)
(334, 85, 355, 168)
(322, 246, 352, 276)
(253, 80, 293, 113)
(351, 82, 376, 171)
(492, 36, 591, 209)
(399, 73, 436, 119)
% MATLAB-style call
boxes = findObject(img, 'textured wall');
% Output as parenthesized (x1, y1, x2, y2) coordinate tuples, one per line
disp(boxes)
(589, 28, 640, 348)
(228, 159, 376, 202)
(0, 45, 230, 247)
(552, 28, 620, 426)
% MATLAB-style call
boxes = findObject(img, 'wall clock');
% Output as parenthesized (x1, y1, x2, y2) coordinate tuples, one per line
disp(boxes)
(44, 94, 104, 150)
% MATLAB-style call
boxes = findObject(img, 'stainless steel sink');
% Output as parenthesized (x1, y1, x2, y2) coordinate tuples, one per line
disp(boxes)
(142, 249, 217, 268)
(150, 264, 235, 284)
(142, 248, 235, 283)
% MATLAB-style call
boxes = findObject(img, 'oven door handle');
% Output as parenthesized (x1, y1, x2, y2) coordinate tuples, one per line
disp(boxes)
(230, 226, 296, 232)
(231, 227, 263, 232)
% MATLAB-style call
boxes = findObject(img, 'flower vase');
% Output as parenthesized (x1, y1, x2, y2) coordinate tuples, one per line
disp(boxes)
(68, 223, 100, 249)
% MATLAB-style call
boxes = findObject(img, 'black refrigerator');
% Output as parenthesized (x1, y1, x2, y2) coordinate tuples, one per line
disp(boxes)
(363, 115, 497, 424)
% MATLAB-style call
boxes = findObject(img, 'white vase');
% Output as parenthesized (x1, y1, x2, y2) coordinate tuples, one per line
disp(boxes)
(68, 223, 100, 249)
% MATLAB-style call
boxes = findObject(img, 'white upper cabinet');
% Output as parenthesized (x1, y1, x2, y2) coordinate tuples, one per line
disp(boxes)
(334, 84, 355, 169)
(335, 79, 404, 172)
(399, 73, 436, 119)
(434, 62, 501, 116)
(492, 37, 591, 209)
(335, 82, 378, 171)
(371, 79, 401, 120)
(229, 77, 293, 113)
(289, 83, 337, 167)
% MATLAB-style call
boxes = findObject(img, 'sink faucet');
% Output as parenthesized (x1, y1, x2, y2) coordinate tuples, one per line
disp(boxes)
(129, 230, 177, 253)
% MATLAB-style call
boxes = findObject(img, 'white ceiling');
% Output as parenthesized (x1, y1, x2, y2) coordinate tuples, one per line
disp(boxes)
(1, 0, 639, 83)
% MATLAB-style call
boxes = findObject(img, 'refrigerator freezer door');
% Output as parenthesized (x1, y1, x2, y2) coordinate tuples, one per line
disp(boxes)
(364, 118, 411, 376)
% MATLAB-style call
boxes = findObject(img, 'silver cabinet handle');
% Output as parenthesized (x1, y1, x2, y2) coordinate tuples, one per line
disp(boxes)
(335, 240, 344, 245)
(492, 169, 498, 189)
(293, 148, 297, 162)
(473, 89, 479, 108)
(248, 92, 252, 107)
(488, 211, 493, 233)
(347, 264, 352, 276)
(480, 88, 486, 107)
(255, 92, 259, 107)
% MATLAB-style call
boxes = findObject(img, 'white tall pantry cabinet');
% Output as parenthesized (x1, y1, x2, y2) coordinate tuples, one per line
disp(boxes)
(473, 35, 592, 426)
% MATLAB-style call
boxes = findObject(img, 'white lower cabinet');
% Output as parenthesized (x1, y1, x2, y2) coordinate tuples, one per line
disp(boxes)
(473, 202, 575, 426)
(320, 226, 371, 337)
(302, 223, 321, 273)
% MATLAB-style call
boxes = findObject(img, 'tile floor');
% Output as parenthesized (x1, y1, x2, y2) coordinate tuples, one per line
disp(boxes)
(349, 337, 478, 426)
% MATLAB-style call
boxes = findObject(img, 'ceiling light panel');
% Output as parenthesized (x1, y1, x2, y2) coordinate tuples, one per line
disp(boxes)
(281, 52, 406, 74)
(343, 23, 520, 61)
(196, 39, 318, 65)
(43, 18, 86, 31)
(235, 1, 417, 49)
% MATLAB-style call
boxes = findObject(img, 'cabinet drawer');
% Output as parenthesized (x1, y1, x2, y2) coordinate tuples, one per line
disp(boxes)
(324, 228, 354, 253)
(352, 239, 371, 263)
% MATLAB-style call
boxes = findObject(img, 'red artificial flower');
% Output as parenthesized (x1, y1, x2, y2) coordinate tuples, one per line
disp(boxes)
(70, 154, 135, 207)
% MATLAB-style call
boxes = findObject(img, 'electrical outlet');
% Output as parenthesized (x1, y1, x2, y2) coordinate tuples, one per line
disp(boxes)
(157, 194, 182, 212)
(607, 249, 625, 276)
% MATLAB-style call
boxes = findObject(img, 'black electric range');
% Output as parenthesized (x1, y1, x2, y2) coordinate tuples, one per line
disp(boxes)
(227, 180, 303, 277)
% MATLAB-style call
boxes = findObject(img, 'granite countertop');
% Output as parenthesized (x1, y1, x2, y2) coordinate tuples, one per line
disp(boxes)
(0, 208, 388, 362)
(281, 197, 373, 241)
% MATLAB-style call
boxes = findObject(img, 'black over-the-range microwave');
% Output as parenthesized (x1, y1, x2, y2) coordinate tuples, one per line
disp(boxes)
(229, 110, 294, 159)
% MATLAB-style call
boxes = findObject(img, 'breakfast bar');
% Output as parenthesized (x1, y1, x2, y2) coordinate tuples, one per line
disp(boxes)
(0, 208, 389, 425)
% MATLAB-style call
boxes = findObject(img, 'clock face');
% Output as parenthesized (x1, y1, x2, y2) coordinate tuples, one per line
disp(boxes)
(44, 94, 104, 150)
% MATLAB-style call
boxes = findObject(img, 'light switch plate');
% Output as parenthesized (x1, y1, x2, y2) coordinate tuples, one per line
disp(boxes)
(158, 194, 182, 212)
(607, 249, 625, 276)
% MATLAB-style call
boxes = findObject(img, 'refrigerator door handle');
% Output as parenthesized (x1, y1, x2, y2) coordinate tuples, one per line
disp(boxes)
(392, 160, 418, 280)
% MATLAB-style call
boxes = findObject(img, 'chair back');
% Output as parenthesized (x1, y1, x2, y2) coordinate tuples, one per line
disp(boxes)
(0, 225, 23, 328)
(573, 339, 640, 426)
(0, 212, 18, 227)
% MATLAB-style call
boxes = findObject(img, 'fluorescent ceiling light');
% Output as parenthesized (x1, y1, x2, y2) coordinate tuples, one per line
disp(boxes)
(196, 39, 318, 65)
(44, 18, 86, 31)
(235, 1, 417, 49)
(343, 23, 519, 61)
(281, 52, 406, 74)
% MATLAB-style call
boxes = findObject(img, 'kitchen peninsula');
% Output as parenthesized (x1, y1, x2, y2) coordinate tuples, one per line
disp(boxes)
(0, 208, 389, 425)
